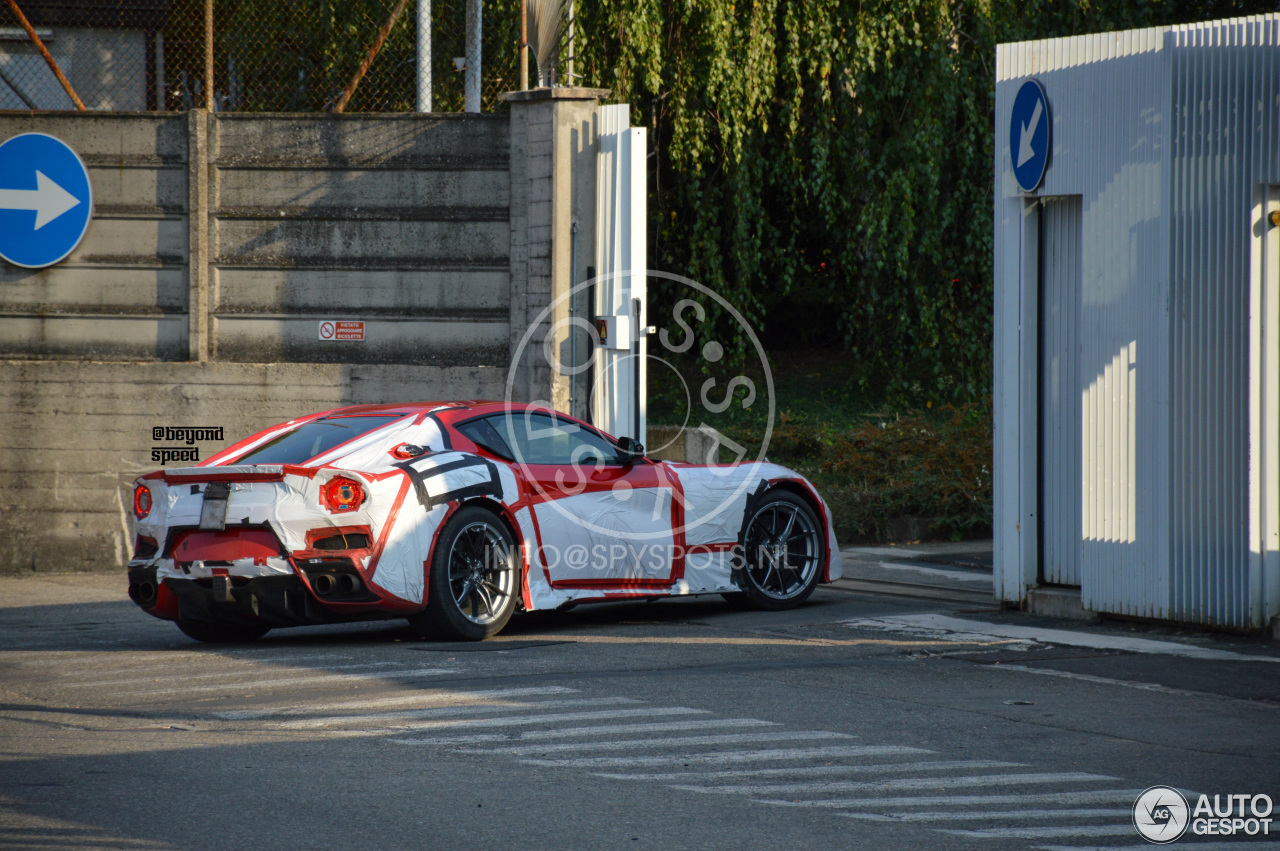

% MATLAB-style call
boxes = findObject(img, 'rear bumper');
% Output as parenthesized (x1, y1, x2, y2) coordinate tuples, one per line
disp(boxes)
(141, 574, 400, 628)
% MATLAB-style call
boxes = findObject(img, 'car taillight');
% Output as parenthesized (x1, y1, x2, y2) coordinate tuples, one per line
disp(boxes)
(323, 477, 366, 513)
(133, 484, 152, 519)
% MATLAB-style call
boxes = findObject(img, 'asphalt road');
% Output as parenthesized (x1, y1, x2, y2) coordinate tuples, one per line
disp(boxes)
(1, 573, 1278, 851)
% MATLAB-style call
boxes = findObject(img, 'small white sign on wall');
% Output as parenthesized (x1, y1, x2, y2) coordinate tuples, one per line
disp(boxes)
(318, 321, 365, 341)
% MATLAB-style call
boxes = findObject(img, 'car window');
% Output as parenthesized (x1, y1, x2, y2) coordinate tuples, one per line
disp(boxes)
(234, 415, 405, 465)
(485, 412, 621, 466)
(455, 417, 514, 460)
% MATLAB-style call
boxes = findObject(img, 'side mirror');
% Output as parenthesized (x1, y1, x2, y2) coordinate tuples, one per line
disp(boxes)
(616, 436, 646, 463)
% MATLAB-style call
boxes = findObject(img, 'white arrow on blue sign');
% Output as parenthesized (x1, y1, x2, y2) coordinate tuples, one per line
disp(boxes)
(1009, 79, 1050, 192)
(0, 133, 93, 268)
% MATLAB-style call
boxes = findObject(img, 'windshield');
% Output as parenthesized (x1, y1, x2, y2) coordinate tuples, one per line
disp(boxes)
(233, 415, 405, 465)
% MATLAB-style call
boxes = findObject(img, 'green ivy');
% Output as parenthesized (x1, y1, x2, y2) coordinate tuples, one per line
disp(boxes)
(575, 0, 1275, 402)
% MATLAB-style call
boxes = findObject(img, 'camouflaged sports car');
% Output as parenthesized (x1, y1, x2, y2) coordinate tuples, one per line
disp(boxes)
(128, 401, 842, 642)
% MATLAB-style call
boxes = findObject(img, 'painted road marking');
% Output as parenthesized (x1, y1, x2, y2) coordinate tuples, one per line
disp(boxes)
(675, 772, 1116, 797)
(66, 661, 405, 688)
(214, 686, 578, 719)
(843, 614, 1280, 662)
(475, 730, 854, 756)
(839, 808, 1130, 823)
(284, 705, 708, 731)
(592, 759, 1023, 783)
(274, 696, 637, 727)
(757, 789, 1147, 810)
(943, 824, 1138, 839)
(394, 718, 774, 746)
(119, 666, 460, 697)
(521, 745, 929, 769)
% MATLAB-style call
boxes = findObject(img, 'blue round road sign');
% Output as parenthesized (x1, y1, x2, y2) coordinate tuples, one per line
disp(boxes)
(0, 133, 93, 268)
(1009, 80, 1050, 192)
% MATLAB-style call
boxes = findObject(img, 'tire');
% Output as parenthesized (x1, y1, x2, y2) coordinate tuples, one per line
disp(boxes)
(176, 620, 270, 643)
(733, 490, 826, 611)
(409, 505, 519, 641)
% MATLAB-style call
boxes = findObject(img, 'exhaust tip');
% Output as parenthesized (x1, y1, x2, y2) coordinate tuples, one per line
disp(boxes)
(136, 581, 157, 606)
(337, 573, 361, 595)
(313, 574, 336, 596)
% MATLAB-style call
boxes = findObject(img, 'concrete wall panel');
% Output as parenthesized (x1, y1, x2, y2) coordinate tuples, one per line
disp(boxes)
(0, 360, 508, 574)
(213, 217, 508, 265)
(215, 268, 509, 315)
(212, 316, 508, 365)
(0, 316, 186, 360)
(214, 114, 509, 167)
(0, 265, 187, 313)
(217, 168, 508, 210)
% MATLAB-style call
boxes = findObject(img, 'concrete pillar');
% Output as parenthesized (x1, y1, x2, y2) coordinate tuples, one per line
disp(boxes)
(187, 108, 210, 362)
(502, 87, 608, 419)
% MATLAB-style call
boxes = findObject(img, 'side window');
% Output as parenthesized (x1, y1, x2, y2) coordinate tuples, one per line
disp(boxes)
(455, 417, 514, 460)
(486, 412, 621, 466)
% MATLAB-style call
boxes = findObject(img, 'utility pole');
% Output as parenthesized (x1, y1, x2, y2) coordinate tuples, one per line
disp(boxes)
(417, 0, 432, 111)
(464, 0, 480, 111)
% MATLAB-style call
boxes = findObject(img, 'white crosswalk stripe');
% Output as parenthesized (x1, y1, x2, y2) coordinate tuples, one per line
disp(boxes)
(393, 718, 775, 745)
(67, 661, 405, 688)
(672, 771, 1116, 797)
(117, 666, 461, 697)
(943, 825, 1140, 839)
(839, 808, 1131, 823)
(758, 789, 1147, 810)
(283, 705, 710, 731)
(214, 685, 578, 719)
(520, 745, 930, 769)
(1035, 844, 1280, 851)
(590, 759, 1023, 783)
(276, 698, 651, 728)
(470, 730, 855, 756)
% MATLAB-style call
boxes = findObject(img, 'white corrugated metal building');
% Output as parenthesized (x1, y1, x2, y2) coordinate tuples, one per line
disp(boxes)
(993, 15, 1280, 631)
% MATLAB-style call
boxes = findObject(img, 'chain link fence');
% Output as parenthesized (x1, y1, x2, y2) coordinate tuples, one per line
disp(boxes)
(0, 0, 521, 112)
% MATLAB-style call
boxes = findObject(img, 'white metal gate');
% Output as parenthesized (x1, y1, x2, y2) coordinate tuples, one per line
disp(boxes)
(1039, 196, 1083, 586)
(592, 103, 648, 444)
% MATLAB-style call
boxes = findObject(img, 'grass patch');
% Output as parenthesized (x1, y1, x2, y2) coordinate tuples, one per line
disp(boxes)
(649, 350, 992, 543)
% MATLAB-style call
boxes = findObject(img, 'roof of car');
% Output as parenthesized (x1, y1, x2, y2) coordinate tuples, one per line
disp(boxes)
(317, 401, 495, 417)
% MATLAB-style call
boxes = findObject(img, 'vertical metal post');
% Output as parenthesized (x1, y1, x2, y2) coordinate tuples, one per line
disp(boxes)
(416, 0, 432, 111)
(569, 219, 578, 417)
(519, 0, 528, 90)
(566, 0, 574, 84)
(203, 0, 213, 111)
(464, 0, 481, 112)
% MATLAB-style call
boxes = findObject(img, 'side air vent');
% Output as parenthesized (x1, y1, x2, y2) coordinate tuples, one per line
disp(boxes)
(312, 532, 372, 551)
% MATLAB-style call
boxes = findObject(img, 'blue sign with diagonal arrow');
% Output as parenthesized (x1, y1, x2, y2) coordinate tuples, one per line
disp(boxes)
(1010, 79, 1050, 192)
(0, 133, 93, 268)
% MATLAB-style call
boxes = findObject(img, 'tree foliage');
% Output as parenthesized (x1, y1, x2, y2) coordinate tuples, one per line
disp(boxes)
(574, 0, 1276, 402)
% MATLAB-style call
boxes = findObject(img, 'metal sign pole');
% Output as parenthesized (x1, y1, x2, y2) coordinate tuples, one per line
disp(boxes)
(417, 0, 432, 111)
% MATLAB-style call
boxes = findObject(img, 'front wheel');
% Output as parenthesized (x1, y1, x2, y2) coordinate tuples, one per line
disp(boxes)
(733, 491, 825, 611)
(409, 505, 519, 641)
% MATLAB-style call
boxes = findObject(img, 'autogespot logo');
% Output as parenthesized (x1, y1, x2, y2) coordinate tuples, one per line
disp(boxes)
(505, 269, 775, 542)
(1133, 786, 1190, 844)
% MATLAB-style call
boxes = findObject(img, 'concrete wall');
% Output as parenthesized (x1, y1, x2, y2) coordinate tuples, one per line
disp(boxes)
(0, 97, 601, 574)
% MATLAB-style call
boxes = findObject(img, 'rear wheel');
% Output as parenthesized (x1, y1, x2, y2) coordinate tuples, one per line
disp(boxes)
(409, 506, 519, 641)
(176, 621, 270, 643)
(732, 491, 825, 611)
